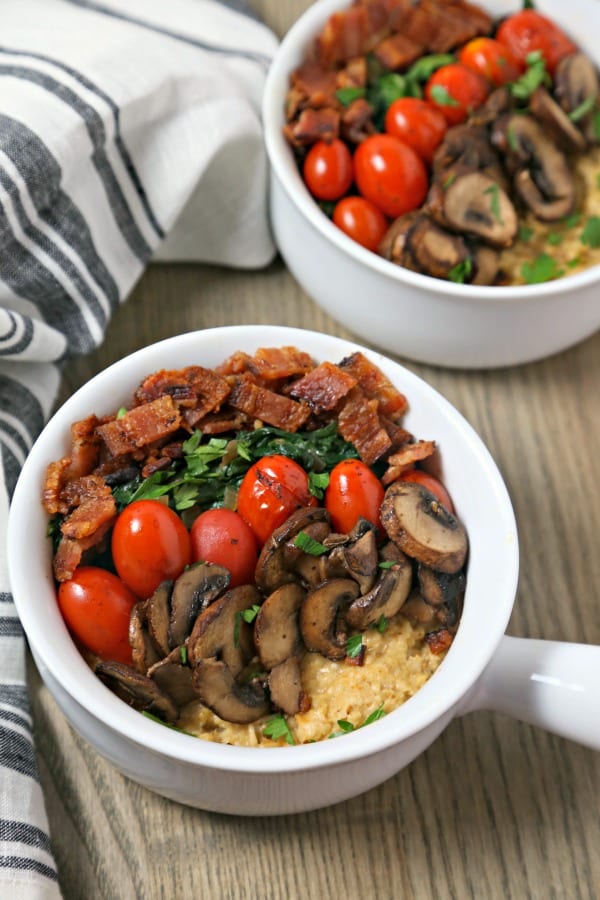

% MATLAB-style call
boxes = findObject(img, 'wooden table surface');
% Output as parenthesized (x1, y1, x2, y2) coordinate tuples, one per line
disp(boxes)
(27, 3, 600, 898)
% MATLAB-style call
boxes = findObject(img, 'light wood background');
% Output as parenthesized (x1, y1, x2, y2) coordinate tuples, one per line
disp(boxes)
(28, 2, 600, 897)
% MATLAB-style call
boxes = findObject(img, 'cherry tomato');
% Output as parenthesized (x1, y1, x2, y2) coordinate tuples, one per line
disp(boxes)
(303, 139, 354, 201)
(190, 508, 258, 588)
(496, 10, 576, 75)
(384, 97, 448, 165)
(58, 566, 137, 665)
(237, 455, 318, 545)
(398, 469, 454, 514)
(332, 195, 389, 251)
(112, 499, 191, 599)
(425, 63, 490, 125)
(353, 134, 428, 218)
(325, 459, 384, 535)
(458, 37, 523, 86)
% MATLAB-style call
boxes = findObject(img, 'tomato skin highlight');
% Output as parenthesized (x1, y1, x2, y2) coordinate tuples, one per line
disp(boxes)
(398, 469, 455, 514)
(332, 195, 389, 251)
(425, 63, 490, 125)
(458, 37, 523, 86)
(384, 97, 448, 164)
(303, 139, 354, 201)
(325, 459, 384, 535)
(111, 499, 192, 599)
(496, 10, 576, 75)
(237, 455, 318, 545)
(190, 508, 258, 588)
(58, 566, 138, 664)
(353, 134, 428, 218)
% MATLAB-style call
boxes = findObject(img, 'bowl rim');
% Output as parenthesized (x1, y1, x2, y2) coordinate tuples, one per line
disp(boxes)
(8, 325, 519, 773)
(262, 0, 600, 303)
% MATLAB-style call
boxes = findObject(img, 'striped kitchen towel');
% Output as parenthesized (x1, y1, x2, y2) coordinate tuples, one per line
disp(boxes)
(0, 1, 277, 895)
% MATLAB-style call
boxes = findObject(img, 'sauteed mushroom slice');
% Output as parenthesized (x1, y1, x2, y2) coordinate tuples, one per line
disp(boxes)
(345, 554, 412, 630)
(269, 656, 307, 716)
(289, 520, 332, 587)
(380, 481, 468, 574)
(255, 506, 329, 594)
(187, 584, 260, 675)
(94, 659, 178, 722)
(146, 580, 173, 657)
(471, 245, 500, 286)
(300, 578, 360, 660)
(406, 216, 471, 280)
(493, 115, 575, 221)
(418, 564, 466, 607)
(555, 52, 599, 145)
(254, 582, 305, 670)
(148, 647, 196, 707)
(169, 563, 230, 649)
(341, 521, 379, 594)
(441, 172, 518, 247)
(378, 212, 420, 263)
(401, 590, 439, 627)
(529, 87, 586, 153)
(129, 602, 161, 673)
(192, 658, 269, 724)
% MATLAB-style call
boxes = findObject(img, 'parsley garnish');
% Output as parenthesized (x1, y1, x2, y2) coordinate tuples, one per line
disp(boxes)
(510, 51, 550, 100)
(581, 216, 600, 249)
(563, 212, 581, 230)
(180, 645, 188, 665)
(346, 634, 364, 658)
(241, 604, 261, 624)
(448, 259, 473, 284)
(521, 253, 564, 284)
(263, 714, 296, 745)
(376, 615, 388, 634)
(484, 183, 502, 224)
(568, 96, 596, 122)
(328, 704, 387, 738)
(336, 86, 366, 106)
(406, 54, 455, 84)
(294, 531, 328, 556)
(567, 257, 581, 269)
(443, 171, 457, 190)
(429, 85, 459, 107)
(362, 704, 387, 726)
(116, 406, 128, 419)
(518, 225, 534, 242)
(378, 560, 396, 569)
(547, 233, 563, 247)
(308, 471, 329, 499)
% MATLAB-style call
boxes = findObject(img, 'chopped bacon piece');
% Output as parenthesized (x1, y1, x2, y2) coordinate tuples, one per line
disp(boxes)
(335, 56, 368, 90)
(316, 8, 372, 66)
(247, 347, 314, 382)
(337, 387, 392, 465)
(60, 475, 117, 541)
(372, 32, 423, 70)
(338, 352, 408, 420)
(141, 442, 184, 479)
(399, 0, 492, 54)
(341, 98, 377, 144)
(380, 415, 413, 450)
(53, 520, 114, 583)
(289, 362, 357, 411)
(284, 107, 340, 147)
(229, 376, 311, 432)
(382, 440, 437, 484)
(425, 628, 454, 654)
(134, 366, 231, 425)
(215, 351, 254, 376)
(97, 395, 182, 458)
(291, 61, 338, 109)
(69, 415, 102, 478)
(42, 458, 72, 515)
(193, 409, 250, 435)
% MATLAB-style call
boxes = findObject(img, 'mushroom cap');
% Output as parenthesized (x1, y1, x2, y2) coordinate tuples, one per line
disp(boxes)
(192, 658, 269, 724)
(187, 584, 260, 675)
(300, 577, 360, 660)
(255, 506, 329, 594)
(169, 562, 230, 649)
(345, 554, 412, 630)
(148, 646, 196, 707)
(254, 582, 305, 670)
(129, 601, 161, 674)
(418, 564, 466, 608)
(94, 659, 178, 723)
(380, 481, 468, 574)
(529, 87, 586, 153)
(442, 172, 518, 248)
(555, 52, 599, 145)
(268, 656, 307, 716)
(145, 580, 173, 657)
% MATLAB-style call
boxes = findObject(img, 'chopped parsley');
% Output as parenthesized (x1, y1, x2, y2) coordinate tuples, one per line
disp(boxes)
(308, 471, 330, 499)
(510, 51, 550, 100)
(180, 645, 188, 665)
(234, 605, 261, 646)
(346, 634, 364, 658)
(442, 171, 457, 190)
(563, 212, 582, 230)
(448, 259, 473, 284)
(263, 714, 296, 745)
(241, 604, 261, 624)
(142, 711, 195, 736)
(569, 96, 596, 122)
(521, 253, 564, 284)
(429, 84, 459, 107)
(547, 233, 563, 247)
(405, 54, 455, 84)
(116, 406, 128, 419)
(484, 183, 502, 224)
(518, 225, 534, 242)
(335, 86, 366, 107)
(378, 560, 396, 569)
(581, 216, 600, 249)
(376, 615, 388, 634)
(294, 531, 328, 556)
(328, 703, 387, 738)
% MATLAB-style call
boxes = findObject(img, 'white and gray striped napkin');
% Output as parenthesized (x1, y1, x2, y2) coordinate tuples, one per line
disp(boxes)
(0, 0, 277, 894)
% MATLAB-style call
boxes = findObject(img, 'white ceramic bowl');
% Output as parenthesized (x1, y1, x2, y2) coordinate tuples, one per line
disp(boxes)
(7, 326, 600, 815)
(263, 0, 600, 369)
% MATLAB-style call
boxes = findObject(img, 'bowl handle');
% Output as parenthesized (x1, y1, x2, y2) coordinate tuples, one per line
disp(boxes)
(460, 634, 600, 750)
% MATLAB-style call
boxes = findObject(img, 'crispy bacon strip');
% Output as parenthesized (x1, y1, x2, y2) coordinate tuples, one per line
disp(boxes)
(338, 351, 408, 420)
(247, 347, 314, 381)
(291, 61, 338, 109)
(284, 107, 341, 146)
(382, 440, 437, 484)
(43, 458, 72, 515)
(69, 415, 102, 478)
(60, 475, 117, 541)
(337, 387, 392, 465)
(53, 520, 114, 583)
(288, 361, 357, 412)
(96, 395, 182, 458)
(316, 8, 372, 66)
(425, 628, 454, 654)
(228, 376, 311, 432)
(372, 32, 423, 70)
(134, 366, 231, 424)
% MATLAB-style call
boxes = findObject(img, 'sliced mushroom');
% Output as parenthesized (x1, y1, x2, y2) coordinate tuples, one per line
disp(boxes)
(432, 123, 505, 184)
(529, 87, 586, 152)
(94, 659, 178, 722)
(470, 244, 500, 286)
(268, 656, 307, 716)
(437, 172, 518, 247)
(146, 580, 173, 657)
(378, 212, 420, 263)
(401, 590, 438, 627)
(255, 506, 329, 594)
(300, 578, 360, 660)
(129, 601, 161, 674)
(469, 86, 511, 127)
(555, 52, 599, 145)
(380, 481, 468, 574)
(169, 563, 230, 649)
(287, 520, 332, 587)
(187, 584, 261, 675)
(405, 216, 471, 280)
(345, 554, 412, 630)
(192, 658, 269, 724)
(493, 115, 575, 221)
(341, 521, 379, 594)
(254, 582, 305, 670)
(148, 646, 196, 707)
(418, 564, 466, 608)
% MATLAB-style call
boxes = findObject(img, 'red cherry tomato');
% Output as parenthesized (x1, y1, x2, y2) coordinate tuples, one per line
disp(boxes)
(190, 508, 258, 588)
(332, 195, 389, 251)
(496, 10, 576, 75)
(398, 469, 455, 515)
(384, 97, 448, 165)
(58, 566, 137, 664)
(237, 455, 318, 545)
(111, 499, 191, 599)
(425, 63, 490, 125)
(303, 139, 354, 201)
(353, 134, 428, 218)
(458, 37, 523, 86)
(325, 459, 384, 535)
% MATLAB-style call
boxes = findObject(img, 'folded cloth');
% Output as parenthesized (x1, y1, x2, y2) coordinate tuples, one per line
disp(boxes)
(0, 1, 277, 894)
